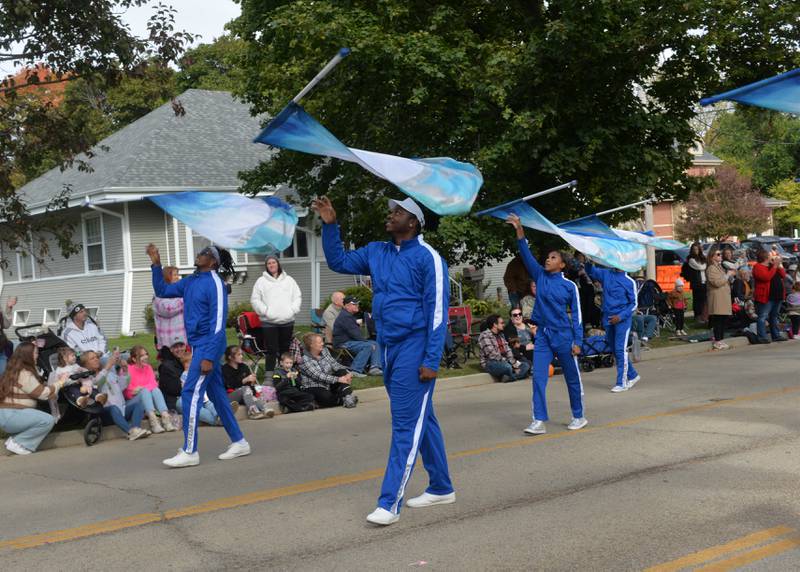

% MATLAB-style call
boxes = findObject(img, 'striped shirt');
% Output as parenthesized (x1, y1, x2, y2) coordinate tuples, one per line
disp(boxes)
(0, 370, 55, 409)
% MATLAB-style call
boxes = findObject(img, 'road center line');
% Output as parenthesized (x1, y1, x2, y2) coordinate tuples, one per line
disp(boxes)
(3, 384, 800, 553)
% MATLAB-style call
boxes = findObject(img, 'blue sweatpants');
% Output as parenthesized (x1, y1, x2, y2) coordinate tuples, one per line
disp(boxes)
(531, 328, 584, 421)
(182, 346, 243, 454)
(606, 318, 637, 387)
(378, 333, 453, 515)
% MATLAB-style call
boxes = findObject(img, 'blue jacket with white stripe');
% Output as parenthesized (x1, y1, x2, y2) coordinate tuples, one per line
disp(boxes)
(516, 239, 583, 346)
(584, 262, 637, 325)
(322, 223, 449, 372)
(151, 266, 228, 361)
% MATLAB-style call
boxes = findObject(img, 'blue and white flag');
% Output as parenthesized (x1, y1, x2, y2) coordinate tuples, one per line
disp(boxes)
(700, 69, 800, 114)
(150, 192, 298, 254)
(254, 102, 483, 215)
(477, 202, 646, 272)
(559, 214, 685, 250)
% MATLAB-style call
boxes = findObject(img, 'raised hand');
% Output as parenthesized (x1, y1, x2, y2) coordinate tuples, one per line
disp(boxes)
(311, 196, 337, 224)
(146, 243, 161, 266)
(506, 214, 525, 239)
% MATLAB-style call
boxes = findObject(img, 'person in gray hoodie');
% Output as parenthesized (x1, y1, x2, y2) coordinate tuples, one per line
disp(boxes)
(250, 255, 302, 371)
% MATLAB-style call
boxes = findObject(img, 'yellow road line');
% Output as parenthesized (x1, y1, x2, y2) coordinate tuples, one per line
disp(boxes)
(3, 384, 800, 553)
(643, 526, 794, 572)
(695, 534, 800, 571)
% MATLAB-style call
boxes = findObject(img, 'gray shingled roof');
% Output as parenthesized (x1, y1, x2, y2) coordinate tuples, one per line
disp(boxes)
(18, 89, 273, 207)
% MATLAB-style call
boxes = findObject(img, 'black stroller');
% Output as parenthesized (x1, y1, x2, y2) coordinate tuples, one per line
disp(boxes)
(15, 324, 105, 446)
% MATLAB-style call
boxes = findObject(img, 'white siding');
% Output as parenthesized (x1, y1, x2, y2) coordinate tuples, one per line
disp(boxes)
(128, 201, 168, 269)
(4, 273, 125, 338)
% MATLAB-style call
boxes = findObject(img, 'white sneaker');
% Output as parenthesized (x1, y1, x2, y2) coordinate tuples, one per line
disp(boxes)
(5, 437, 32, 455)
(627, 375, 641, 388)
(406, 492, 456, 508)
(128, 427, 148, 441)
(218, 439, 251, 460)
(567, 417, 588, 431)
(611, 384, 629, 393)
(163, 450, 199, 468)
(524, 420, 546, 435)
(366, 507, 399, 526)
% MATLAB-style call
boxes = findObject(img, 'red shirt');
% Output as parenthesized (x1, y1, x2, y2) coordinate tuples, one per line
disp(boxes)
(752, 262, 786, 304)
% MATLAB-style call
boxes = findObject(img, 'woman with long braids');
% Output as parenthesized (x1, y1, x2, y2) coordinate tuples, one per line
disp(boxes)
(148, 243, 251, 468)
(0, 342, 66, 455)
(507, 214, 587, 435)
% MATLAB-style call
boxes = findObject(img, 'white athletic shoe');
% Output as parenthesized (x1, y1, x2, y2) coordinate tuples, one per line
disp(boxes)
(163, 450, 199, 468)
(218, 439, 251, 460)
(5, 437, 32, 455)
(524, 420, 546, 435)
(366, 507, 399, 526)
(406, 492, 456, 508)
(611, 384, 629, 393)
(567, 417, 588, 431)
(627, 375, 641, 388)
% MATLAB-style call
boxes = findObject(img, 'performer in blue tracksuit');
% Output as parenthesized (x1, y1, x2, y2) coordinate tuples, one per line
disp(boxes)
(507, 214, 587, 435)
(583, 260, 641, 392)
(146, 243, 250, 468)
(313, 195, 453, 527)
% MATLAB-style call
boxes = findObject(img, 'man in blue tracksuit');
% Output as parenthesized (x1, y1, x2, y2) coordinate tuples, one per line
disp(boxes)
(583, 260, 641, 392)
(313, 195, 453, 527)
(507, 214, 587, 435)
(147, 243, 250, 468)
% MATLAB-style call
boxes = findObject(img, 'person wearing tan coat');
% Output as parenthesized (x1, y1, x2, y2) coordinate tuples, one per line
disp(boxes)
(706, 246, 734, 350)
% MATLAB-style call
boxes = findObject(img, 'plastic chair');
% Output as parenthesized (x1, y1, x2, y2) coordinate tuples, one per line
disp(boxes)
(235, 312, 267, 376)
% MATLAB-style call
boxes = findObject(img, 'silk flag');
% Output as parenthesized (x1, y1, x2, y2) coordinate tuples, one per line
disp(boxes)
(700, 68, 800, 114)
(254, 102, 483, 215)
(477, 202, 646, 272)
(559, 214, 685, 250)
(150, 192, 298, 254)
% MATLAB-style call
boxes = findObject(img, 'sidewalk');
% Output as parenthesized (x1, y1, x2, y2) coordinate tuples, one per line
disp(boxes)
(3, 335, 760, 454)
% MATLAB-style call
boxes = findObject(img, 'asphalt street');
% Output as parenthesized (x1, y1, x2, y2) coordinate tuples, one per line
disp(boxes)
(3, 342, 800, 571)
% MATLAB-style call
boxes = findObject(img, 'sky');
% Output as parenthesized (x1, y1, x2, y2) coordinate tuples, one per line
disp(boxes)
(1, 0, 241, 75)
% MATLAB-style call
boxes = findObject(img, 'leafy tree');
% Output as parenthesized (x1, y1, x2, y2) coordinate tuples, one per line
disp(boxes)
(674, 165, 771, 241)
(229, 0, 800, 266)
(0, 1, 195, 266)
(770, 179, 800, 236)
(176, 35, 247, 92)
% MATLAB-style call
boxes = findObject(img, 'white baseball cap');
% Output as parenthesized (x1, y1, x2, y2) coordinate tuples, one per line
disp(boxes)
(388, 197, 425, 228)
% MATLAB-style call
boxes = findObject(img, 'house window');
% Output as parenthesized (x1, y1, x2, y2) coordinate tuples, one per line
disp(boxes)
(13, 310, 30, 327)
(43, 308, 61, 326)
(83, 215, 105, 272)
(85, 307, 99, 320)
(190, 228, 239, 264)
(17, 250, 34, 281)
(281, 218, 308, 259)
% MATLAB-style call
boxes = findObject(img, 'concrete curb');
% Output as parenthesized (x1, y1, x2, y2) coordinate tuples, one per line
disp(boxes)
(1, 336, 766, 455)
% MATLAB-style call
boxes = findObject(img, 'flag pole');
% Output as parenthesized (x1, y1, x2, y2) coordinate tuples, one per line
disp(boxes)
(594, 198, 653, 217)
(292, 48, 351, 104)
(474, 180, 577, 217)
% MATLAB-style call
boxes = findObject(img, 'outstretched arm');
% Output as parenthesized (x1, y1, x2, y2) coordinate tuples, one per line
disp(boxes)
(147, 244, 185, 298)
(312, 196, 371, 276)
(506, 214, 543, 282)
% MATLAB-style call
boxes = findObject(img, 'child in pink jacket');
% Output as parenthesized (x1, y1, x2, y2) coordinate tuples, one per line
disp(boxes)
(125, 345, 176, 434)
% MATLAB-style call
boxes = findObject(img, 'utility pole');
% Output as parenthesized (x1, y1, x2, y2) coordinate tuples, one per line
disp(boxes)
(644, 202, 656, 280)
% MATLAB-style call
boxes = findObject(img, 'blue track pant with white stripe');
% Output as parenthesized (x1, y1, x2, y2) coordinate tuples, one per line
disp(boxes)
(378, 332, 453, 515)
(181, 341, 243, 454)
(606, 318, 637, 387)
(532, 328, 584, 421)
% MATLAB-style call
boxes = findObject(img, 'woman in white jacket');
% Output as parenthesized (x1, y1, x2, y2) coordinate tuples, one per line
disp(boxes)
(250, 256, 302, 371)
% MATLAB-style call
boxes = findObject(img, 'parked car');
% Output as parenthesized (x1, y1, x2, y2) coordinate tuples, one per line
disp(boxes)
(701, 241, 747, 266)
(741, 236, 798, 268)
(779, 237, 800, 255)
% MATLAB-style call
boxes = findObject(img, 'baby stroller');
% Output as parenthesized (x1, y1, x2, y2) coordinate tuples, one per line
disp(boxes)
(637, 279, 675, 334)
(579, 335, 615, 372)
(15, 324, 105, 446)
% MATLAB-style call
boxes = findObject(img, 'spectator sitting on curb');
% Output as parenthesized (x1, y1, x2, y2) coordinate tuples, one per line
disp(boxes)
(82, 350, 150, 441)
(272, 352, 316, 413)
(631, 313, 657, 346)
(222, 345, 275, 420)
(332, 296, 382, 377)
(478, 314, 531, 383)
(298, 332, 358, 409)
(62, 303, 107, 354)
(158, 341, 187, 411)
(322, 291, 345, 344)
(504, 306, 535, 362)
